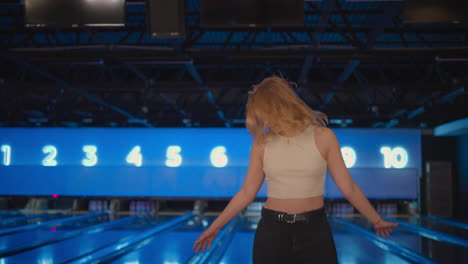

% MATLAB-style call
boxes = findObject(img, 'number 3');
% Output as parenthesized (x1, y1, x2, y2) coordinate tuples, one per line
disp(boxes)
(82, 145, 98, 167)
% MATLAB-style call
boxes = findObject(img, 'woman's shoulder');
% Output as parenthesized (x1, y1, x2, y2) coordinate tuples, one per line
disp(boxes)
(313, 126, 339, 149)
(314, 126, 335, 138)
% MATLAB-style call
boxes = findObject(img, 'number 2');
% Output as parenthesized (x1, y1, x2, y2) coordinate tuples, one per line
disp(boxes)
(42, 145, 58, 166)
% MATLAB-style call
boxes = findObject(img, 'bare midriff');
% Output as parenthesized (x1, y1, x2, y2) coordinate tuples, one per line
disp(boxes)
(263, 195, 324, 214)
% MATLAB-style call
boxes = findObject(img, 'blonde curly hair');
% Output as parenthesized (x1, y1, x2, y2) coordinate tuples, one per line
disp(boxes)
(246, 75, 328, 142)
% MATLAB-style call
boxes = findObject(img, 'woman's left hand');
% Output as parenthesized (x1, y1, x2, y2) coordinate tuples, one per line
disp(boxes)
(373, 219, 398, 238)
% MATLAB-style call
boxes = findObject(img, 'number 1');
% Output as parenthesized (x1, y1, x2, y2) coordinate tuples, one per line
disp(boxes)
(1, 145, 11, 166)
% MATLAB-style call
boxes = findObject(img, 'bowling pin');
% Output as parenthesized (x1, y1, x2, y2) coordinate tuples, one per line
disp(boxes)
(97, 200, 102, 212)
(137, 201, 142, 214)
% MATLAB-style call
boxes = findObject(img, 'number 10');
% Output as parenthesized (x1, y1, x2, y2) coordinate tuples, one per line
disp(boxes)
(380, 147, 408, 168)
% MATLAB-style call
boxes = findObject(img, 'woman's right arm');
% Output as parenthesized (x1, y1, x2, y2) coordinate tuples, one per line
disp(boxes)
(192, 139, 265, 252)
(207, 139, 265, 231)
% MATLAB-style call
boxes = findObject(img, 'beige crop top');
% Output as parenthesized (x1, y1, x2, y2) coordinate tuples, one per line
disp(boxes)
(263, 125, 327, 199)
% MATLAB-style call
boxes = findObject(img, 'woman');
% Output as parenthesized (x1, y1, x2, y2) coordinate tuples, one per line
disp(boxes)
(192, 76, 398, 263)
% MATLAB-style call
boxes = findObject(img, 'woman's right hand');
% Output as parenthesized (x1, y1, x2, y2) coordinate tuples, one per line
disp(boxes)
(192, 227, 219, 253)
(373, 218, 398, 238)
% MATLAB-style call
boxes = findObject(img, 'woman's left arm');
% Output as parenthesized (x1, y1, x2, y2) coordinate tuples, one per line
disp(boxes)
(318, 127, 398, 237)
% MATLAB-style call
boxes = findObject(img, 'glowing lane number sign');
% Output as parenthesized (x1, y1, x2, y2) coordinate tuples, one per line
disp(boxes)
(165, 145, 229, 168)
(1, 144, 407, 169)
(211, 146, 228, 168)
(1, 145, 11, 166)
(82, 145, 98, 167)
(42, 145, 58, 166)
(126, 146, 143, 167)
(340, 146, 409, 169)
(341, 147, 356, 168)
(1, 144, 229, 168)
(166, 145, 182, 167)
(380, 146, 408, 168)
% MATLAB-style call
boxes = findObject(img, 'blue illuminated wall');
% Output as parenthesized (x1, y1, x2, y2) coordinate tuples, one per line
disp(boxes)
(0, 128, 421, 198)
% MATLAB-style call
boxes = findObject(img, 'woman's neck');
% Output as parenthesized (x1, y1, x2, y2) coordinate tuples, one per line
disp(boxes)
(277, 124, 311, 137)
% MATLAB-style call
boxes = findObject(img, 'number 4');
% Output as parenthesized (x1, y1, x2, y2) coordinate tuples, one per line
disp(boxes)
(126, 146, 143, 167)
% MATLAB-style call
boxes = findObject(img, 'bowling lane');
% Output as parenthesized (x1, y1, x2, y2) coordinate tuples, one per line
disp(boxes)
(0, 215, 174, 263)
(332, 223, 417, 264)
(109, 216, 216, 264)
(0, 213, 109, 254)
(219, 216, 414, 264)
(218, 216, 257, 264)
(340, 216, 468, 264)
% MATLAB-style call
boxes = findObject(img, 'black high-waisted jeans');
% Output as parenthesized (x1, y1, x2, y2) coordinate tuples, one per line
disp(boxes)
(253, 206, 339, 264)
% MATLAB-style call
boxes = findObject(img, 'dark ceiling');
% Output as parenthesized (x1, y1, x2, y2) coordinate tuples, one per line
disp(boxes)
(0, 0, 467, 128)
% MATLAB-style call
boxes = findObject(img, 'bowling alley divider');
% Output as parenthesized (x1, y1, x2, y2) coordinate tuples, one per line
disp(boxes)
(0, 127, 421, 198)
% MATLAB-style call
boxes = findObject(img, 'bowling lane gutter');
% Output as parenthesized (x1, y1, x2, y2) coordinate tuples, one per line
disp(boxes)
(330, 216, 437, 264)
(422, 215, 468, 231)
(186, 216, 241, 264)
(0, 212, 63, 226)
(0, 212, 107, 237)
(0, 214, 137, 258)
(388, 218, 468, 248)
(64, 213, 195, 264)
